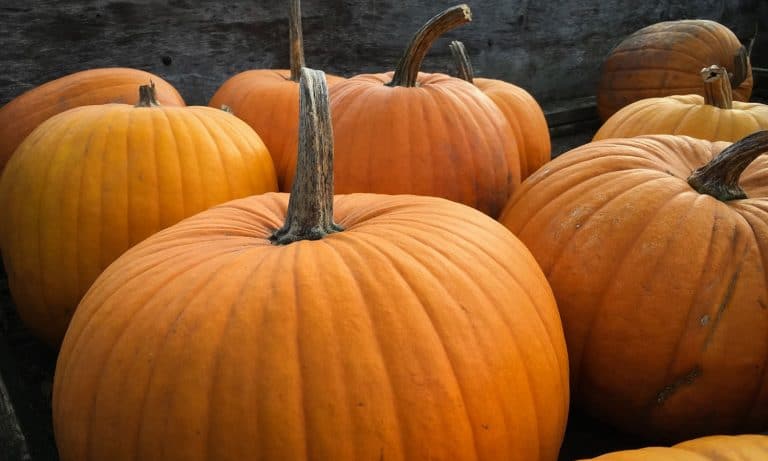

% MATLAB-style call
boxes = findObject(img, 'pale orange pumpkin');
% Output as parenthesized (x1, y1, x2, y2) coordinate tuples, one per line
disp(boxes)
(582, 434, 768, 460)
(595, 65, 768, 141)
(0, 83, 277, 346)
(0, 67, 184, 173)
(500, 131, 768, 441)
(449, 40, 551, 179)
(53, 67, 569, 461)
(209, 0, 344, 191)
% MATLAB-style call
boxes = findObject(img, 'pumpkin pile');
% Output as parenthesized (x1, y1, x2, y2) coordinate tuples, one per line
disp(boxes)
(2, 1, 768, 460)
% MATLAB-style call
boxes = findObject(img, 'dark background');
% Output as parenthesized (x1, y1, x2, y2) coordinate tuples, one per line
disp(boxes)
(1, 0, 765, 108)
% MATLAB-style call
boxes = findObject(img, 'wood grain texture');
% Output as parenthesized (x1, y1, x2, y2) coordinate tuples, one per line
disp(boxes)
(0, 0, 762, 106)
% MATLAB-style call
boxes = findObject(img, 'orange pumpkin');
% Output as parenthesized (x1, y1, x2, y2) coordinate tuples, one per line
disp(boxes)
(595, 65, 768, 141)
(582, 434, 768, 460)
(53, 67, 569, 461)
(328, 5, 520, 218)
(499, 131, 768, 441)
(0, 67, 184, 173)
(597, 19, 753, 121)
(449, 40, 550, 179)
(0, 83, 277, 346)
(209, 0, 343, 191)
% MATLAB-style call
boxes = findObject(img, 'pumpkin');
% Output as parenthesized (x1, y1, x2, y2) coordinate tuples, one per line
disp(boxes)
(449, 40, 550, 179)
(328, 4, 520, 218)
(208, 0, 344, 191)
(499, 131, 768, 441)
(0, 83, 277, 346)
(597, 19, 753, 121)
(53, 67, 569, 461)
(595, 65, 768, 142)
(582, 434, 768, 460)
(0, 67, 184, 174)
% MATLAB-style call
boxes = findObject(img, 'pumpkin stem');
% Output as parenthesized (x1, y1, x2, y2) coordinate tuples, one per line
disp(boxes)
(289, 0, 306, 82)
(135, 81, 160, 107)
(701, 65, 733, 109)
(387, 4, 472, 88)
(449, 40, 474, 83)
(687, 130, 768, 201)
(270, 68, 342, 244)
(731, 45, 750, 89)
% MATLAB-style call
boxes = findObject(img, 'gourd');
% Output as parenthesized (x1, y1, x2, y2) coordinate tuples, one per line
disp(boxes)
(0, 83, 277, 346)
(500, 131, 768, 441)
(582, 434, 768, 460)
(328, 4, 520, 218)
(209, 0, 343, 191)
(53, 67, 570, 461)
(0, 67, 184, 173)
(597, 19, 753, 121)
(595, 65, 768, 141)
(449, 40, 550, 179)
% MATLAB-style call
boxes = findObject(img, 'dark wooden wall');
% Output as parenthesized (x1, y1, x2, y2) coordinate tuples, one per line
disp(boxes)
(0, 0, 764, 107)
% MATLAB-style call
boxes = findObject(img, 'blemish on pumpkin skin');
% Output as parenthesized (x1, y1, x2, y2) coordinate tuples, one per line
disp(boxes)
(703, 269, 739, 349)
(656, 366, 702, 404)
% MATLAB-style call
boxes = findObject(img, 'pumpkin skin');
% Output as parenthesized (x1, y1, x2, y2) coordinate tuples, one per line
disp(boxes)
(499, 134, 768, 441)
(208, 69, 344, 190)
(583, 434, 768, 460)
(0, 91, 277, 346)
(329, 72, 519, 218)
(595, 66, 768, 142)
(449, 40, 550, 180)
(474, 78, 550, 179)
(53, 193, 570, 461)
(597, 19, 753, 121)
(0, 67, 184, 173)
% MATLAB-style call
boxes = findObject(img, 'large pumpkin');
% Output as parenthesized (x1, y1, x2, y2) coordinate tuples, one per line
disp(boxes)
(449, 40, 551, 179)
(499, 131, 768, 441)
(597, 19, 753, 121)
(0, 83, 277, 346)
(0, 67, 184, 173)
(328, 4, 520, 218)
(583, 434, 768, 460)
(595, 65, 768, 142)
(208, 0, 344, 191)
(53, 68, 569, 461)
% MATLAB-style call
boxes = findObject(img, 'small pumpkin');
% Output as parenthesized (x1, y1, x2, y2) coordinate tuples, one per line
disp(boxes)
(597, 19, 753, 121)
(0, 67, 184, 174)
(0, 83, 277, 346)
(500, 131, 768, 441)
(595, 65, 768, 142)
(209, 0, 344, 191)
(328, 4, 519, 218)
(582, 434, 768, 460)
(449, 40, 551, 179)
(53, 67, 569, 461)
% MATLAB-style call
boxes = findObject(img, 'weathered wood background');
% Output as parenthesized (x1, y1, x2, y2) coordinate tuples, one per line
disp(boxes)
(1, 0, 764, 107)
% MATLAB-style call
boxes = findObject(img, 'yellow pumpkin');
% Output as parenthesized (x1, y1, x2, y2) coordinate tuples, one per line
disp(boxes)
(0, 83, 277, 346)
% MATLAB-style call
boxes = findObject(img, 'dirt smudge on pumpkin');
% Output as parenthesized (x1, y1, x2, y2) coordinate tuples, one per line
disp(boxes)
(655, 365, 702, 404)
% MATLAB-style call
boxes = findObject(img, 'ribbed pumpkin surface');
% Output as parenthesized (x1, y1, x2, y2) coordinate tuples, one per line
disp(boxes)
(0, 102, 277, 345)
(209, 70, 344, 191)
(0, 67, 184, 173)
(597, 20, 753, 121)
(329, 72, 520, 218)
(584, 434, 768, 460)
(54, 193, 569, 461)
(500, 135, 768, 441)
(474, 78, 551, 179)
